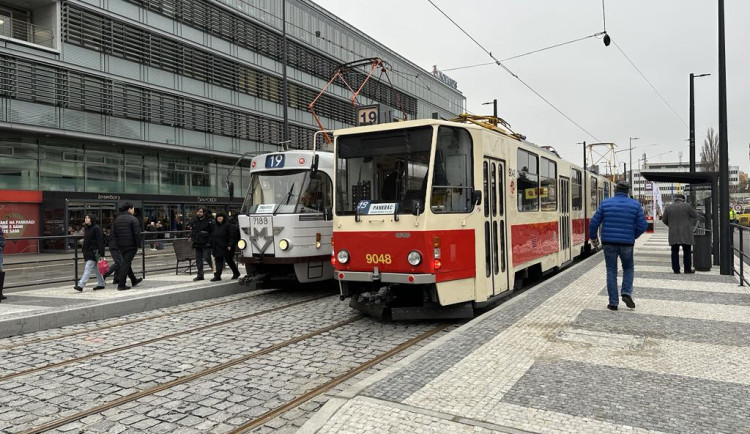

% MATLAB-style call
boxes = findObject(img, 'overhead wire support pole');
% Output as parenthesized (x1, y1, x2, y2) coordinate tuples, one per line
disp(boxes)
(718, 0, 730, 275)
(281, 0, 289, 143)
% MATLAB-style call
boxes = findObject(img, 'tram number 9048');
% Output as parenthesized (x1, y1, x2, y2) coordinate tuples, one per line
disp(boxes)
(365, 253, 392, 264)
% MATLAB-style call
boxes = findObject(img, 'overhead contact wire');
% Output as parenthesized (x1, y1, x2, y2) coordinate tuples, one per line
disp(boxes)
(426, 0, 601, 141)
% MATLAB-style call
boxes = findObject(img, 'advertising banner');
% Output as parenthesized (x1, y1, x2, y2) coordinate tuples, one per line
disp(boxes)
(0, 191, 42, 254)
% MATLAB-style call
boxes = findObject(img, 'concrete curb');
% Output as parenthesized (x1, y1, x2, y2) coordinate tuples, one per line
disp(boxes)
(0, 282, 250, 339)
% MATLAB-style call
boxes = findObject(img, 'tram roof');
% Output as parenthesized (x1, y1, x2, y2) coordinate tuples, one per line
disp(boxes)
(333, 118, 566, 161)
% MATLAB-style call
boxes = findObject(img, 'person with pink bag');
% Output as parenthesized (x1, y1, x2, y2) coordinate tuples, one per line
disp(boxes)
(74, 214, 106, 291)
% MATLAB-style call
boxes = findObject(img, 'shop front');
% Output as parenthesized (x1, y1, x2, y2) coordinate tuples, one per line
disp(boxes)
(40, 191, 242, 251)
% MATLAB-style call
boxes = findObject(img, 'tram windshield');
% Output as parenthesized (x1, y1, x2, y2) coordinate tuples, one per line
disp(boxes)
(335, 126, 432, 216)
(241, 169, 332, 215)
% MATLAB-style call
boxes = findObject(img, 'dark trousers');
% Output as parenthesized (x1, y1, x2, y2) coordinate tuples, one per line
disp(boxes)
(116, 248, 137, 287)
(213, 254, 240, 278)
(671, 244, 692, 272)
(195, 246, 209, 277)
(109, 248, 136, 283)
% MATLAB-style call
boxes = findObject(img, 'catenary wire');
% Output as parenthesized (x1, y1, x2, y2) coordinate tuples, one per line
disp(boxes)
(441, 31, 605, 72)
(611, 39, 689, 128)
(425, 0, 601, 142)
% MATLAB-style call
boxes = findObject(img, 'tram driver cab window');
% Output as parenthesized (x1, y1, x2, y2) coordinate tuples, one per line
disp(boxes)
(431, 127, 473, 213)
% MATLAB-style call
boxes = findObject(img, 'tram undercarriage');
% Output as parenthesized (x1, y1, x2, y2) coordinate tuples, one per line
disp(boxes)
(340, 281, 474, 321)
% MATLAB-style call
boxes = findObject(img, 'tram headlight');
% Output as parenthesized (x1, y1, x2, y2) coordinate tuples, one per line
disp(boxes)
(336, 249, 350, 264)
(237, 239, 247, 250)
(279, 239, 290, 250)
(407, 250, 422, 266)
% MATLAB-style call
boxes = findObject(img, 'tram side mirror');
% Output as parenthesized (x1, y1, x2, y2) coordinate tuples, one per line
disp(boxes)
(311, 154, 319, 174)
(226, 181, 235, 200)
(324, 207, 333, 221)
(471, 189, 482, 205)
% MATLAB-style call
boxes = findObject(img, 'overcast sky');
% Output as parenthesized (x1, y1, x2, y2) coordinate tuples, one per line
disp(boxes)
(311, 0, 749, 175)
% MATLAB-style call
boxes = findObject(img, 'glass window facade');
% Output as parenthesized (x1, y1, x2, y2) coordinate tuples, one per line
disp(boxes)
(0, 136, 250, 197)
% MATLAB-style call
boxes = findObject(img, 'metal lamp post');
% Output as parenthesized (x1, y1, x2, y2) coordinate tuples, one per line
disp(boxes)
(689, 72, 710, 206)
(629, 137, 639, 187)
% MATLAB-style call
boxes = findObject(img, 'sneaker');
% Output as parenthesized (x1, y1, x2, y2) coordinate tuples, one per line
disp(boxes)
(607, 305, 618, 311)
(210, 276, 221, 282)
(231, 273, 241, 280)
(131, 278, 143, 287)
(193, 276, 204, 281)
(117, 285, 131, 291)
(684, 269, 695, 274)
(622, 294, 635, 309)
(74, 285, 83, 292)
(93, 286, 105, 290)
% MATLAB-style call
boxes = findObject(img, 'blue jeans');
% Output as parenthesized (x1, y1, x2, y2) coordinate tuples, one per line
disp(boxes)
(603, 244, 634, 306)
(78, 259, 105, 288)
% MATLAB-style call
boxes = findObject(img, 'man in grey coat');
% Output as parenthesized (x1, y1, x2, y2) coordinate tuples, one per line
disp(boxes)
(662, 194, 697, 274)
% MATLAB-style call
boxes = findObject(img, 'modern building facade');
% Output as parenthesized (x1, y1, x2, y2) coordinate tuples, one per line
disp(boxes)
(0, 0, 465, 252)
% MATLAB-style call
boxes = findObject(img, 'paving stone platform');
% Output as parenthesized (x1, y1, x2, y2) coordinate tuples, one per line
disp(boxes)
(301, 224, 750, 433)
(0, 273, 249, 339)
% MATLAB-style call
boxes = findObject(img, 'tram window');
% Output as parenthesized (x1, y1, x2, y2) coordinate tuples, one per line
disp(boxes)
(604, 181, 611, 199)
(571, 169, 582, 210)
(540, 158, 557, 211)
(517, 149, 539, 212)
(590, 177, 598, 210)
(431, 127, 473, 214)
(298, 171, 333, 213)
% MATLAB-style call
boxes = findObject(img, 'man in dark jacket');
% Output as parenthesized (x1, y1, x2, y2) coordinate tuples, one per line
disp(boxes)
(75, 215, 107, 291)
(189, 207, 214, 281)
(210, 212, 241, 281)
(662, 194, 697, 274)
(589, 180, 647, 311)
(112, 203, 143, 290)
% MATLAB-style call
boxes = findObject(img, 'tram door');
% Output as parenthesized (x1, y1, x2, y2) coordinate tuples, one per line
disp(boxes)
(482, 158, 509, 296)
(559, 177, 572, 263)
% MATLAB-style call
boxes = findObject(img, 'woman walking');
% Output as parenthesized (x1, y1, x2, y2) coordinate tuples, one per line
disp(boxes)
(75, 214, 106, 291)
(210, 212, 241, 281)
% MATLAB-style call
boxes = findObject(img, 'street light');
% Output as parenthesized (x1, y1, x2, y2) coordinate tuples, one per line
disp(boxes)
(482, 99, 497, 124)
(689, 72, 710, 206)
(629, 137, 639, 188)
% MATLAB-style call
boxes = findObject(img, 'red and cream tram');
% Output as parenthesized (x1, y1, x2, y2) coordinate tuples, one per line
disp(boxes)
(330, 116, 612, 319)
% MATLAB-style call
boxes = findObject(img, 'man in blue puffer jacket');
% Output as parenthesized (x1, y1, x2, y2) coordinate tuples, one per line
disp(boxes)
(589, 180, 647, 311)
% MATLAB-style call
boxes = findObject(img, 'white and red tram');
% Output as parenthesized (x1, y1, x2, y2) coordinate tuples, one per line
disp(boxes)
(330, 117, 611, 319)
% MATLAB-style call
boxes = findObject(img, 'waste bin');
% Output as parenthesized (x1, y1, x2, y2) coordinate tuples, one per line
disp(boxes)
(694, 233, 712, 271)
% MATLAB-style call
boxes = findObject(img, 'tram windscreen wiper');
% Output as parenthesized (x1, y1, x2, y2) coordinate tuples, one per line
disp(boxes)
(273, 183, 295, 216)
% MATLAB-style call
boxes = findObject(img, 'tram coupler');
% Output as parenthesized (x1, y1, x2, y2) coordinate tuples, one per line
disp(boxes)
(238, 273, 269, 289)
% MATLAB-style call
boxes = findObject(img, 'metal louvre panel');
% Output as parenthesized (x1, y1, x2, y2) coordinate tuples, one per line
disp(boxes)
(118, 0, 418, 116)
(64, 3, 356, 125)
(0, 52, 317, 144)
(10, 100, 57, 127)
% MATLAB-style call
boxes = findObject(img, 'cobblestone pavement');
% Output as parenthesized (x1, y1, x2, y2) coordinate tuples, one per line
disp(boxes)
(302, 227, 750, 433)
(0, 282, 456, 433)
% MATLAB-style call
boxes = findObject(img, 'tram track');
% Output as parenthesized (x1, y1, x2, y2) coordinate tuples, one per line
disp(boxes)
(17, 316, 452, 434)
(0, 293, 334, 382)
(18, 315, 366, 434)
(228, 322, 452, 433)
(0, 288, 280, 351)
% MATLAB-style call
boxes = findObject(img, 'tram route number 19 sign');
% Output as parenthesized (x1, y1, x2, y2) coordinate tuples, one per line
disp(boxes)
(356, 105, 380, 126)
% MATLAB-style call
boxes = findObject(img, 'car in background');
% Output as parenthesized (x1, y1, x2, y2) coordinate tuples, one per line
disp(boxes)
(738, 206, 750, 226)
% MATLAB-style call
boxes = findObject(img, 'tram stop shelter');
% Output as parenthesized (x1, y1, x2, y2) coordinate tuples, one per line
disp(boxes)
(640, 171, 719, 266)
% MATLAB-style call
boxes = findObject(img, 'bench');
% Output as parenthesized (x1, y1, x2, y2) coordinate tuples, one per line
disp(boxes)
(172, 239, 195, 275)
